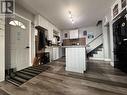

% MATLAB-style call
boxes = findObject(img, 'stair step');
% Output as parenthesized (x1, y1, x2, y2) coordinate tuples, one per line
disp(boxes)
(6, 78, 22, 86)
(15, 72, 33, 80)
(97, 51, 103, 55)
(18, 70, 37, 77)
(11, 76, 27, 83)
(97, 48, 103, 51)
(89, 57, 104, 60)
(93, 54, 104, 58)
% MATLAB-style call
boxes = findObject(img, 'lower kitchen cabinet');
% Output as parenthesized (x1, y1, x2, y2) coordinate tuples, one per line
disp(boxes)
(45, 47, 62, 61)
(53, 47, 59, 60)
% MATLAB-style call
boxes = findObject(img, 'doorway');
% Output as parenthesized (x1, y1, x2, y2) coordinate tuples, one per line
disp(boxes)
(5, 14, 31, 76)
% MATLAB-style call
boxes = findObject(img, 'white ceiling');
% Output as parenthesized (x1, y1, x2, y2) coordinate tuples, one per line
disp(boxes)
(16, 0, 115, 30)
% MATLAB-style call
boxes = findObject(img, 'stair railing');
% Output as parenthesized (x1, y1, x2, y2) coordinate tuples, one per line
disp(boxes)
(86, 33, 103, 47)
(85, 33, 103, 53)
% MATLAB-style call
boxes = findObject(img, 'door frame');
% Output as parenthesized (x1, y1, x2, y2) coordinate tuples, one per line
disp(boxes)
(14, 13, 32, 67)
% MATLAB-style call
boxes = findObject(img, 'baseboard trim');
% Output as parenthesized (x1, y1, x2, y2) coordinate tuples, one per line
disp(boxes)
(89, 57, 104, 61)
(104, 59, 111, 62)
(110, 61, 114, 67)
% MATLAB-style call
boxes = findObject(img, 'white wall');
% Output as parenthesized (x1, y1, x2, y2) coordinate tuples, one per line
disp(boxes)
(79, 26, 102, 44)
(62, 26, 102, 43)
(0, 16, 5, 82)
(62, 26, 103, 54)
(15, 3, 35, 22)
(79, 26, 103, 53)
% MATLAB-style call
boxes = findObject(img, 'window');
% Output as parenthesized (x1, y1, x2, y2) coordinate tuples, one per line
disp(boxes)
(9, 20, 26, 29)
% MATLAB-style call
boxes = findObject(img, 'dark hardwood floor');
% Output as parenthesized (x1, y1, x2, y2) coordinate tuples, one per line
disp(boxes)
(0, 89, 9, 95)
(0, 58, 127, 95)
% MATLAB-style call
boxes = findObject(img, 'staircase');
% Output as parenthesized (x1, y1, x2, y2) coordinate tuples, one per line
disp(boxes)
(86, 33, 104, 60)
(88, 44, 104, 60)
(6, 65, 50, 86)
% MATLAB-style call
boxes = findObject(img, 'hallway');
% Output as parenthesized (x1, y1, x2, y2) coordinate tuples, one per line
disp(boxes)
(0, 58, 127, 95)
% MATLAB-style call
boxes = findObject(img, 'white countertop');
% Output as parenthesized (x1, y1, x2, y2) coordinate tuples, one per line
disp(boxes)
(62, 45, 86, 48)
(46, 45, 86, 48)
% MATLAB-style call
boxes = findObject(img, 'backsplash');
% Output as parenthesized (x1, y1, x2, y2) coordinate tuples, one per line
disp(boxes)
(63, 38, 86, 46)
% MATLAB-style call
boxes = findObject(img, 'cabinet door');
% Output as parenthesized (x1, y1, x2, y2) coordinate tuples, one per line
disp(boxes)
(53, 48, 56, 60)
(69, 30, 79, 39)
(53, 48, 59, 60)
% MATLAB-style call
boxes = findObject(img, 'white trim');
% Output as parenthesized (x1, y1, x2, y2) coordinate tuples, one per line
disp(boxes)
(15, 13, 32, 66)
(0, 16, 5, 82)
(89, 57, 104, 61)
(110, 61, 114, 67)
(104, 59, 111, 61)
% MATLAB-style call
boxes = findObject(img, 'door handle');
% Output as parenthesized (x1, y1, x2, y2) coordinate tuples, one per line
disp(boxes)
(25, 46, 30, 49)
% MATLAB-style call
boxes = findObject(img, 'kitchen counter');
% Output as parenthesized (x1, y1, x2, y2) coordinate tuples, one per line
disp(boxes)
(65, 46, 87, 73)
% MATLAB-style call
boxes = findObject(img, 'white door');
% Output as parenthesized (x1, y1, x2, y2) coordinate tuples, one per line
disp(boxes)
(10, 15, 30, 71)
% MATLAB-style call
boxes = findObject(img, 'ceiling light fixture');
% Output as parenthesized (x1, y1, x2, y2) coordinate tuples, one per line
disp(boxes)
(68, 11, 75, 24)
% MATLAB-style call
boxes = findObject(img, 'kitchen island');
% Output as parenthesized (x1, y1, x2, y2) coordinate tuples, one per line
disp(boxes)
(63, 46, 86, 73)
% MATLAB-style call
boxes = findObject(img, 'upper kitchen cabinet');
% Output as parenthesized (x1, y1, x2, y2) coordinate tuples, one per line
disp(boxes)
(62, 29, 82, 40)
(111, 0, 127, 20)
(69, 29, 79, 39)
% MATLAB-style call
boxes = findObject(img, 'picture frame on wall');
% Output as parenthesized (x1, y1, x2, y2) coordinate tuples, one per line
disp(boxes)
(83, 31, 87, 36)
(88, 32, 94, 39)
